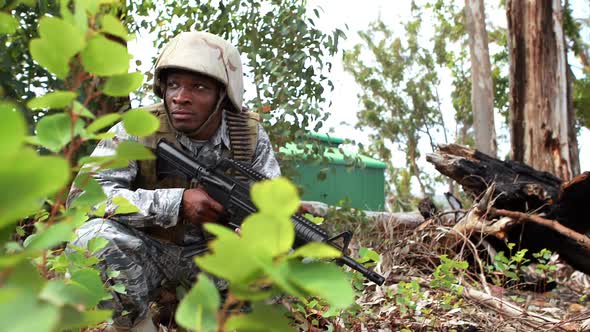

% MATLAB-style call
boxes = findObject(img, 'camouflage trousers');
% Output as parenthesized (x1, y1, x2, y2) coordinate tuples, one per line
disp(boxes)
(72, 218, 203, 328)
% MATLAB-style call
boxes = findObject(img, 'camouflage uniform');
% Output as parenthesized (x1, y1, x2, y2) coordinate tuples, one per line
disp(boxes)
(70, 111, 280, 327)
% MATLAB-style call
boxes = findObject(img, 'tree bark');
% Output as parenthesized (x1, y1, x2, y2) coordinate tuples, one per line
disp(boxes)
(506, 0, 579, 181)
(464, 0, 497, 156)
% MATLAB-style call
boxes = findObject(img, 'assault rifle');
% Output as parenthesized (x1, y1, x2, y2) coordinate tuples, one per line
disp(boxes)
(155, 139, 385, 285)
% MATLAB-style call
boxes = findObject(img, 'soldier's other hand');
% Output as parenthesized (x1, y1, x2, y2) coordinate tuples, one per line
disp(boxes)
(181, 188, 224, 224)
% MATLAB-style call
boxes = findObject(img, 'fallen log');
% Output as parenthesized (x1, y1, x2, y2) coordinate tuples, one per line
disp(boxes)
(427, 144, 590, 275)
(300, 200, 425, 228)
(426, 144, 562, 212)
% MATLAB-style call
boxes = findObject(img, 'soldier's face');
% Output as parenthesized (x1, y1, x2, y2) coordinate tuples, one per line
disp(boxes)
(164, 71, 221, 137)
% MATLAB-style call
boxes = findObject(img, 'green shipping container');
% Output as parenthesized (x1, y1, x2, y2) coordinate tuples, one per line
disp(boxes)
(280, 133, 387, 211)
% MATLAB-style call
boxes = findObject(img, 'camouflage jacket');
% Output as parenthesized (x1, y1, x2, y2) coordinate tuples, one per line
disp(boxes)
(68, 110, 281, 236)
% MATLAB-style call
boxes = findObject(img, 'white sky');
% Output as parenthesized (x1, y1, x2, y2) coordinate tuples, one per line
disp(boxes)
(306, 0, 590, 173)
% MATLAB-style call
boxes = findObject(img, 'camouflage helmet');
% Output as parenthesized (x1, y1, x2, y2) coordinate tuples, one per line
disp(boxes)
(153, 31, 243, 112)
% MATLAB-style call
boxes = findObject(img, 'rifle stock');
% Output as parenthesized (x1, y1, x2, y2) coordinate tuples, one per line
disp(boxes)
(156, 139, 385, 286)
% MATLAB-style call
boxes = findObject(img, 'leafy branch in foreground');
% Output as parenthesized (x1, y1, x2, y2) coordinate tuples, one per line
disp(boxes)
(176, 178, 355, 331)
(0, 1, 159, 331)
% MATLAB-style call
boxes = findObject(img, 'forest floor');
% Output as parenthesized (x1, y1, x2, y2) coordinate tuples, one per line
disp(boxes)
(315, 210, 590, 332)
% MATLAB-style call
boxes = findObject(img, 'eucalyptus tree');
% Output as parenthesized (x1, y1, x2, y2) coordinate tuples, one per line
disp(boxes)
(507, 0, 580, 180)
(464, 0, 497, 156)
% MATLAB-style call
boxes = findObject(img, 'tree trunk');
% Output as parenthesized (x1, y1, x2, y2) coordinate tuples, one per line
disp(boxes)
(464, 0, 497, 156)
(506, 0, 579, 181)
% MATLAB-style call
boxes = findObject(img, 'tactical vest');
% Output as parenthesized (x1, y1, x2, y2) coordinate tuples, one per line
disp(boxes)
(133, 102, 260, 243)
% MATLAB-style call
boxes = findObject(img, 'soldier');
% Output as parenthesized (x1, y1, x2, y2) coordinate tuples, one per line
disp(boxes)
(69, 31, 281, 332)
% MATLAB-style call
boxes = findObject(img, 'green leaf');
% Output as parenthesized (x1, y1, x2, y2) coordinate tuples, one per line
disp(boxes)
(110, 283, 126, 294)
(224, 303, 294, 332)
(103, 72, 143, 96)
(86, 113, 121, 134)
(100, 14, 132, 41)
(115, 141, 155, 160)
(4, 261, 45, 292)
(241, 213, 294, 257)
(304, 213, 324, 225)
(70, 268, 111, 307)
(251, 177, 300, 218)
(122, 108, 160, 137)
(40, 280, 92, 307)
(72, 101, 95, 119)
(27, 91, 77, 110)
(0, 12, 18, 35)
(288, 261, 354, 310)
(70, 175, 107, 209)
(24, 217, 81, 250)
(111, 195, 140, 214)
(0, 101, 25, 158)
(87, 237, 109, 254)
(357, 247, 381, 264)
(36, 113, 85, 152)
(0, 288, 60, 332)
(106, 269, 120, 278)
(261, 260, 307, 298)
(287, 242, 342, 260)
(29, 16, 85, 79)
(175, 275, 220, 332)
(81, 35, 131, 76)
(0, 149, 69, 228)
(60, 307, 113, 330)
(195, 224, 261, 284)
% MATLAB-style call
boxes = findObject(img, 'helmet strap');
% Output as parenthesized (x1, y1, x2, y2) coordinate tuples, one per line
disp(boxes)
(163, 89, 227, 139)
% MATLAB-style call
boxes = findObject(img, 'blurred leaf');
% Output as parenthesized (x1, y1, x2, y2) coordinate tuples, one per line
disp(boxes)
(287, 242, 342, 259)
(0, 12, 18, 35)
(303, 213, 324, 225)
(241, 213, 294, 257)
(195, 224, 261, 284)
(0, 149, 69, 228)
(111, 196, 140, 214)
(175, 275, 220, 332)
(81, 35, 131, 76)
(100, 14, 132, 41)
(86, 114, 121, 134)
(4, 260, 44, 292)
(29, 16, 85, 78)
(69, 268, 111, 307)
(27, 91, 76, 110)
(103, 72, 143, 96)
(289, 261, 354, 310)
(36, 113, 85, 152)
(60, 308, 113, 330)
(110, 283, 126, 294)
(40, 280, 93, 307)
(115, 141, 155, 160)
(87, 237, 109, 254)
(72, 101, 95, 119)
(224, 303, 294, 332)
(357, 247, 381, 264)
(0, 288, 60, 332)
(24, 222, 76, 250)
(121, 108, 159, 136)
(0, 102, 25, 158)
(69, 176, 107, 209)
(251, 177, 300, 218)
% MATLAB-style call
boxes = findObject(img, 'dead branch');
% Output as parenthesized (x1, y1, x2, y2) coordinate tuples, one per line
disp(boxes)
(461, 286, 570, 331)
(489, 208, 590, 251)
